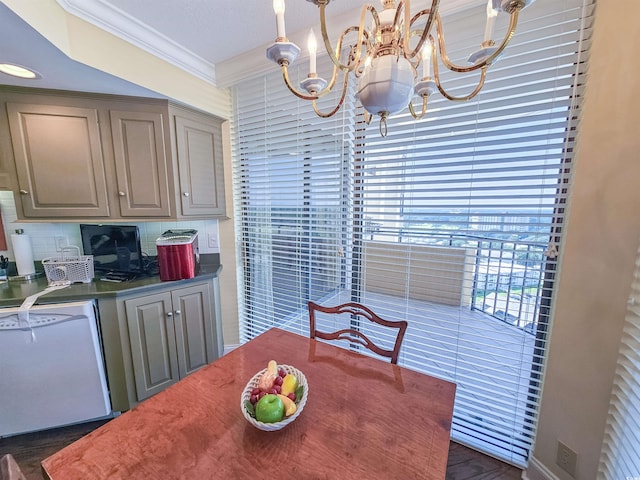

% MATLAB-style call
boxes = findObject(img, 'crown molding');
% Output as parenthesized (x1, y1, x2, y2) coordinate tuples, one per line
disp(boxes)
(55, 0, 477, 89)
(55, 0, 216, 85)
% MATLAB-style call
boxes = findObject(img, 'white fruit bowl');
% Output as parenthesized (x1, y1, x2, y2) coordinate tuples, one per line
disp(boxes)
(241, 364, 308, 431)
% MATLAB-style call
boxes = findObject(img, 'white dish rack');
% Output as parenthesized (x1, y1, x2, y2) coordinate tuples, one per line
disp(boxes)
(42, 246, 94, 285)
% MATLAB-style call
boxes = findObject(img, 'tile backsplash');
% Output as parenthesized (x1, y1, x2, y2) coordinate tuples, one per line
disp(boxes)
(0, 191, 220, 261)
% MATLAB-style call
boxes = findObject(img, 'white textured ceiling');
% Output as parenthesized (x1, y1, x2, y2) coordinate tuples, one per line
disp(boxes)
(0, 0, 478, 94)
(102, 0, 368, 65)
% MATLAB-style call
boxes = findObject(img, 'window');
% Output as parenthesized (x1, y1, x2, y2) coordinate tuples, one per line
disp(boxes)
(233, 0, 593, 467)
(599, 245, 640, 477)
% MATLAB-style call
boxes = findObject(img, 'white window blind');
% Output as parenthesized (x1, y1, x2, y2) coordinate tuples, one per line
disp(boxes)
(233, 0, 593, 468)
(233, 63, 358, 339)
(598, 246, 640, 478)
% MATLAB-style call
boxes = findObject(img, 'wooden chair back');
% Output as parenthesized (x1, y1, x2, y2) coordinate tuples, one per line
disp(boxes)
(0, 454, 27, 480)
(308, 301, 408, 364)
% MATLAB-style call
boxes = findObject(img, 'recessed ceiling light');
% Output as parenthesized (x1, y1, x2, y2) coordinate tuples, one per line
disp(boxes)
(0, 63, 41, 79)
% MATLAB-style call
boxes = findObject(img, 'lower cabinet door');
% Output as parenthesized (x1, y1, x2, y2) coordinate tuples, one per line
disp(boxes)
(171, 283, 214, 378)
(125, 292, 179, 402)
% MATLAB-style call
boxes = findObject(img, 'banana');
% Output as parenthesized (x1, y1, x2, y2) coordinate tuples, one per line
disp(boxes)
(277, 394, 297, 417)
(258, 360, 278, 391)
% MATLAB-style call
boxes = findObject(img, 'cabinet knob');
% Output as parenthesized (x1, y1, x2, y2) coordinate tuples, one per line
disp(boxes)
(118, 191, 126, 197)
(183, 192, 190, 197)
(19, 189, 29, 195)
(166, 312, 173, 317)
(174, 310, 181, 315)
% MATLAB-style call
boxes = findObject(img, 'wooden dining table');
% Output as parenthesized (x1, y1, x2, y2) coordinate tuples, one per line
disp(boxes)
(42, 328, 456, 479)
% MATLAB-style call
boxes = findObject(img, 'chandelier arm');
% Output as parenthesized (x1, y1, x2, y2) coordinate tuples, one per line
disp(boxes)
(319, 1, 377, 73)
(408, 95, 428, 120)
(324, 64, 341, 92)
(338, 27, 370, 76)
(436, 9, 520, 73)
(402, 2, 440, 60)
(322, 41, 347, 93)
(311, 71, 351, 118)
(280, 63, 320, 101)
(433, 63, 488, 101)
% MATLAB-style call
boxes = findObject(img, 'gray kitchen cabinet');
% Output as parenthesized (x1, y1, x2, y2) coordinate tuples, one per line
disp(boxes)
(0, 130, 11, 190)
(171, 107, 226, 217)
(6, 102, 111, 217)
(109, 109, 172, 218)
(96, 277, 223, 411)
(124, 290, 179, 401)
(0, 87, 226, 221)
(123, 280, 221, 403)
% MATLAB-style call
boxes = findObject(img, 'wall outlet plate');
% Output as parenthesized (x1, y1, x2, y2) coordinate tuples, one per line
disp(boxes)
(556, 440, 578, 477)
(207, 233, 218, 249)
(55, 236, 68, 252)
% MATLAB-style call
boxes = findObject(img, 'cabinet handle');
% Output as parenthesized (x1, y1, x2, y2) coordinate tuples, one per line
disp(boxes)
(19, 189, 29, 195)
(183, 192, 190, 197)
(118, 191, 126, 197)
(174, 310, 181, 315)
(166, 312, 173, 317)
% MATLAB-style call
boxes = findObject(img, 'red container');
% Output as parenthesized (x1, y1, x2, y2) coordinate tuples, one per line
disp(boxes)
(156, 230, 199, 281)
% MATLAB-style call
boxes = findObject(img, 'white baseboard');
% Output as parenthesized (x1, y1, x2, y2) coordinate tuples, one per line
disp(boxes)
(523, 456, 561, 480)
(223, 344, 240, 355)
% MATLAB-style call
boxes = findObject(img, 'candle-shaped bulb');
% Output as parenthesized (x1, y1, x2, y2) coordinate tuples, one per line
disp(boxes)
(484, 0, 498, 42)
(421, 39, 433, 78)
(273, 0, 286, 39)
(308, 29, 317, 75)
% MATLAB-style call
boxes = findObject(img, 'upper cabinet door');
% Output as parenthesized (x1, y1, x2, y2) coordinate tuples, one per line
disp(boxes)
(110, 110, 171, 217)
(7, 102, 110, 218)
(174, 114, 226, 217)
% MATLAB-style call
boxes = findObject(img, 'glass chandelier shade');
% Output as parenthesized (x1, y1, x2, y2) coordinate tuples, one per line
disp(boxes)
(266, 0, 536, 136)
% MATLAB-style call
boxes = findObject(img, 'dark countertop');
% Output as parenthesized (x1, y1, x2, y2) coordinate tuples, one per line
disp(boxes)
(0, 254, 222, 307)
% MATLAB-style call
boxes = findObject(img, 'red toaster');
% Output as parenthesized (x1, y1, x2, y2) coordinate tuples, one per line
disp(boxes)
(156, 230, 200, 281)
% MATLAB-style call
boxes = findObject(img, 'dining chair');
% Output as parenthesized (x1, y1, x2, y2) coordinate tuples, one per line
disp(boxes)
(308, 301, 408, 364)
(0, 454, 27, 480)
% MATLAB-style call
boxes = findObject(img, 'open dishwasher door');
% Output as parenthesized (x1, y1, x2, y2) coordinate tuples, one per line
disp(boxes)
(0, 300, 111, 437)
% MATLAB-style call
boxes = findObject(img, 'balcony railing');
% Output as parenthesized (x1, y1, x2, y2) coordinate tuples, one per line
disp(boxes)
(263, 221, 548, 337)
(367, 228, 548, 335)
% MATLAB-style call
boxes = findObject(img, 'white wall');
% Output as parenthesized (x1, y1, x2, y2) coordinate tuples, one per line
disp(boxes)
(0, 190, 220, 261)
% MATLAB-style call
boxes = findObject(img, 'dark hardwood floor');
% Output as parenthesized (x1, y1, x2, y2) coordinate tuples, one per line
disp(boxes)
(0, 420, 522, 479)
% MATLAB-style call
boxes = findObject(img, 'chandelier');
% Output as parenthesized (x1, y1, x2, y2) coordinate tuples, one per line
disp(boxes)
(266, 0, 535, 136)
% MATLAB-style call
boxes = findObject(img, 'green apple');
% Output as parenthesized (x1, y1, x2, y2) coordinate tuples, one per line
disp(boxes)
(255, 394, 284, 423)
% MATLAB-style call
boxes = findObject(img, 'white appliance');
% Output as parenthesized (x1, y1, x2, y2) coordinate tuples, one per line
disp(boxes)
(0, 300, 111, 437)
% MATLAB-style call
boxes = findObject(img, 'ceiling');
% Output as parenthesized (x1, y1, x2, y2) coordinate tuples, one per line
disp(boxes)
(0, 0, 476, 96)
(0, 2, 161, 96)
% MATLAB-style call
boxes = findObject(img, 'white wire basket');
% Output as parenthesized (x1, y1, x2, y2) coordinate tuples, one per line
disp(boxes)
(241, 364, 308, 431)
(42, 246, 94, 285)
